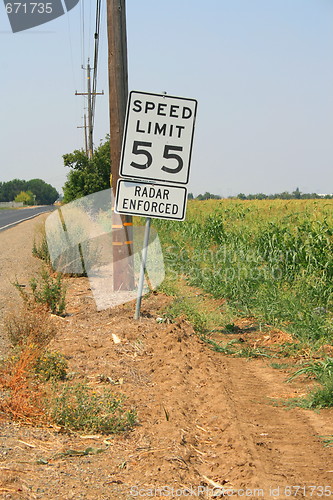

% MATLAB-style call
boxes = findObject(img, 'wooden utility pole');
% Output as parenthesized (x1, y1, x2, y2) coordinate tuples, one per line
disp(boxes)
(106, 0, 134, 291)
(87, 61, 93, 158)
(77, 114, 88, 157)
(75, 60, 104, 159)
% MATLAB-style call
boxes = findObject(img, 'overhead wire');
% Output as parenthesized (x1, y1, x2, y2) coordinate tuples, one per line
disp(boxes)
(80, 0, 87, 120)
(79, 0, 86, 67)
(65, 3, 76, 90)
(87, 0, 93, 62)
(76, 0, 103, 152)
(92, 0, 102, 130)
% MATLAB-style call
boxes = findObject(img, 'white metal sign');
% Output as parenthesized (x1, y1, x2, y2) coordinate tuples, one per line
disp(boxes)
(120, 91, 197, 185)
(115, 179, 188, 221)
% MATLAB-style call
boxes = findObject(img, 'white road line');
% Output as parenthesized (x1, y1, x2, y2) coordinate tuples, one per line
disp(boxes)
(0, 211, 50, 231)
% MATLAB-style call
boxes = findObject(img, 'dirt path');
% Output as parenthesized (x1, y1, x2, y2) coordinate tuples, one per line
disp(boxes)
(0, 219, 333, 499)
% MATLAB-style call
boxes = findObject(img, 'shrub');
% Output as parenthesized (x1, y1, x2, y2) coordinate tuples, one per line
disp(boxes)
(29, 270, 66, 315)
(5, 306, 57, 348)
(15, 268, 66, 316)
(35, 351, 68, 381)
(308, 378, 333, 409)
(287, 357, 333, 383)
(32, 228, 50, 264)
(0, 345, 46, 423)
(49, 383, 137, 433)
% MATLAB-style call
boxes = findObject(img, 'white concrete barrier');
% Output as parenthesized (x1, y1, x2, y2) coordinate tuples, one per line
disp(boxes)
(0, 202, 24, 208)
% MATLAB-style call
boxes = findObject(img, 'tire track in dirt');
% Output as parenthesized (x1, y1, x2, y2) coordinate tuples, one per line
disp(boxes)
(221, 357, 333, 493)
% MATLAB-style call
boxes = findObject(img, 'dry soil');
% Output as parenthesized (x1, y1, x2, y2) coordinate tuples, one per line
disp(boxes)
(0, 216, 333, 499)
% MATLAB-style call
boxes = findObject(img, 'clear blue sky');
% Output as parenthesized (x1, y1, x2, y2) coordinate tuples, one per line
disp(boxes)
(1, 0, 332, 197)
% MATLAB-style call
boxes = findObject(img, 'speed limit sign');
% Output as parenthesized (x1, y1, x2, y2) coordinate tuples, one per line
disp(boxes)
(120, 91, 197, 185)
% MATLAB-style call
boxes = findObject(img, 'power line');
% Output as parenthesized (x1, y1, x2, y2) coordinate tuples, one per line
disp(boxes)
(79, 0, 86, 111)
(92, 0, 102, 129)
(87, 0, 93, 60)
(79, 0, 86, 64)
(75, 0, 103, 154)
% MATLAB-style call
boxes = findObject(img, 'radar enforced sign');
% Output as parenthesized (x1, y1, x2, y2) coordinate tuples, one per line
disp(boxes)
(115, 91, 197, 221)
(115, 180, 187, 220)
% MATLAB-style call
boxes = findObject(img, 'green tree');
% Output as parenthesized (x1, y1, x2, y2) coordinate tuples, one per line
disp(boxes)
(26, 179, 59, 205)
(0, 179, 27, 201)
(292, 187, 301, 199)
(196, 192, 221, 200)
(62, 138, 111, 203)
(0, 178, 58, 204)
(14, 190, 34, 205)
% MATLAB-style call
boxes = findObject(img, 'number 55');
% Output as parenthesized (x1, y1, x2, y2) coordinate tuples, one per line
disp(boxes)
(130, 141, 184, 173)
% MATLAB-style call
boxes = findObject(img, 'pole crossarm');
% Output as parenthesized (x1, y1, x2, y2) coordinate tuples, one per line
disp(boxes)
(75, 92, 104, 96)
(75, 60, 104, 158)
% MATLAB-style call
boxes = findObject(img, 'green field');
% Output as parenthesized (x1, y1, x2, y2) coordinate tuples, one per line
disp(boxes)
(154, 199, 333, 344)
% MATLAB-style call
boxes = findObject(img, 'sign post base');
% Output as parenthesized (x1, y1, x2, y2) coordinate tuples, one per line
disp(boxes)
(134, 217, 152, 320)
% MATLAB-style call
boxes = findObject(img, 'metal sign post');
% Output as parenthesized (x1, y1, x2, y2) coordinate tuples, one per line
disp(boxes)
(134, 217, 151, 320)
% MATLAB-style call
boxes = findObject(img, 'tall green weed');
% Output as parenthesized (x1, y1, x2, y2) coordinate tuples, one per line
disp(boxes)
(155, 200, 333, 343)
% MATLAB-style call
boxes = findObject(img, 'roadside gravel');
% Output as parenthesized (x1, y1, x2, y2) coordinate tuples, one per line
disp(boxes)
(0, 214, 47, 356)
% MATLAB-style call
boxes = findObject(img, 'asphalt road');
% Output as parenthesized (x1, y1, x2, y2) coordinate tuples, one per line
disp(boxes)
(0, 206, 56, 232)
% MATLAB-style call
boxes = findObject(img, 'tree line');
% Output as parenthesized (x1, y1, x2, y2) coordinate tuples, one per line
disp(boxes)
(235, 187, 332, 200)
(0, 179, 59, 205)
(188, 188, 332, 201)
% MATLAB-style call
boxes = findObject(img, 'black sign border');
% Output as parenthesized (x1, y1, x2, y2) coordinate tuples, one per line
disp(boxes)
(120, 90, 197, 185)
(115, 179, 188, 221)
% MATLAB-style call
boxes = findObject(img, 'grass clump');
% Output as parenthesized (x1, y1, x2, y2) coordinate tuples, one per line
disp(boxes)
(1, 307, 58, 423)
(286, 357, 333, 409)
(35, 351, 68, 381)
(287, 357, 333, 382)
(49, 383, 136, 433)
(0, 345, 46, 423)
(164, 297, 209, 334)
(5, 306, 57, 348)
(270, 362, 291, 370)
(203, 337, 239, 355)
(15, 268, 66, 316)
(307, 378, 333, 409)
(32, 224, 50, 264)
(30, 270, 66, 315)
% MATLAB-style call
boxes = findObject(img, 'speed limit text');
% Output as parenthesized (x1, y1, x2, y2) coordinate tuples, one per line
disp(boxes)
(132, 99, 193, 139)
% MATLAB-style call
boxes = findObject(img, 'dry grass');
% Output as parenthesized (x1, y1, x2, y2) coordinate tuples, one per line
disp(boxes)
(0, 306, 57, 424)
(4, 306, 57, 348)
(0, 344, 46, 424)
